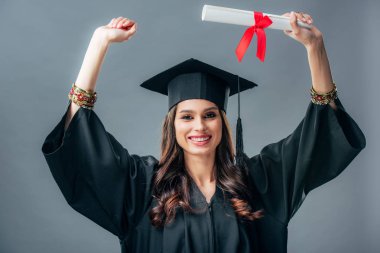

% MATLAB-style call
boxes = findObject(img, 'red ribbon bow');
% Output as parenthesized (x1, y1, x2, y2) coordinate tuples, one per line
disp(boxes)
(235, 11, 273, 62)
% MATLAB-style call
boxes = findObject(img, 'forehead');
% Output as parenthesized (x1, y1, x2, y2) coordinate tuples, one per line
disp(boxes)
(176, 99, 219, 112)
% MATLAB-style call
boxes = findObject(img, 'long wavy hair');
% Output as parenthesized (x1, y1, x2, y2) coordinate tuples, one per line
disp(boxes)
(149, 104, 264, 228)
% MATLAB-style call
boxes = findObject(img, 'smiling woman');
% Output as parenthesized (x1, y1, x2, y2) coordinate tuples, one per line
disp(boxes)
(139, 59, 267, 233)
(41, 15, 366, 253)
(150, 97, 264, 229)
(175, 100, 222, 155)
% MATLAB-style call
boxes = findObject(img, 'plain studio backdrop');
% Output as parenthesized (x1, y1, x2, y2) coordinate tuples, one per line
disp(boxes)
(0, 0, 378, 252)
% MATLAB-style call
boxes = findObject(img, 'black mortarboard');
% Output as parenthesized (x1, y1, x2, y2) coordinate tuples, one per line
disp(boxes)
(140, 58, 258, 168)
(140, 58, 257, 112)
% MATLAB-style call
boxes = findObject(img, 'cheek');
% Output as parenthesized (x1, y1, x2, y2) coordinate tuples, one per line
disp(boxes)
(216, 127, 223, 144)
(211, 120, 223, 143)
(174, 122, 187, 143)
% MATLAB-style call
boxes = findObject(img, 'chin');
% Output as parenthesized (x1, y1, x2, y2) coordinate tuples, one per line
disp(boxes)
(184, 146, 216, 157)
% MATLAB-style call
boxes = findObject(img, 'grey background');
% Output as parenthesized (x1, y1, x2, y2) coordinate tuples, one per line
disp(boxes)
(0, 0, 378, 252)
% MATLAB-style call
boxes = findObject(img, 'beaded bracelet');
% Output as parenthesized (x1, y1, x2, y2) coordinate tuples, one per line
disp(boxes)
(310, 83, 337, 105)
(68, 83, 97, 109)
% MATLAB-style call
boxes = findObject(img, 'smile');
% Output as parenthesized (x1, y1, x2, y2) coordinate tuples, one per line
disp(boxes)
(188, 135, 212, 146)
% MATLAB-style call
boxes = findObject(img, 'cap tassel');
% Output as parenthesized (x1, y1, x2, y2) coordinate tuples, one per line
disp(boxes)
(235, 76, 246, 169)
(236, 117, 245, 168)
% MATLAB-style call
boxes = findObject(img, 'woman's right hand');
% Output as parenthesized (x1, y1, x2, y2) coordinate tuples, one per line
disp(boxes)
(65, 17, 137, 129)
(95, 17, 137, 44)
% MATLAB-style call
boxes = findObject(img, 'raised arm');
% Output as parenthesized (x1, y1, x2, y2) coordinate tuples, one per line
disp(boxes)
(283, 11, 337, 110)
(65, 17, 137, 130)
(247, 12, 366, 226)
(42, 17, 159, 238)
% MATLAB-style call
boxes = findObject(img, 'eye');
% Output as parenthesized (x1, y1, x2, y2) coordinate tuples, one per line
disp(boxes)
(205, 112, 217, 118)
(180, 114, 193, 120)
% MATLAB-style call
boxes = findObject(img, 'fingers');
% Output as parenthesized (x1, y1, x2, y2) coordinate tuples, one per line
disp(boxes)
(109, 17, 136, 29)
(302, 13, 313, 24)
(289, 11, 300, 35)
(126, 23, 137, 37)
(288, 11, 313, 34)
(293, 11, 313, 24)
(113, 17, 124, 28)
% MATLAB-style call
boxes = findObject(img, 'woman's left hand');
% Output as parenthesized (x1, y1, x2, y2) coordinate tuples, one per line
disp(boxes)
(283, 11, 323, 49)
(283, 12, 336, 110)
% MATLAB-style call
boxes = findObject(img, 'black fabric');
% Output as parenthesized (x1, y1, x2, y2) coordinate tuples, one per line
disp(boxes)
(167, 72, 230, 111)
(41, 98, 365, 253)
(140, 58, 257, 111)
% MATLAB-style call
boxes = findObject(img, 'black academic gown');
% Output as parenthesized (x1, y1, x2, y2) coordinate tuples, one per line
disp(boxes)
(41, 98, 365, 253)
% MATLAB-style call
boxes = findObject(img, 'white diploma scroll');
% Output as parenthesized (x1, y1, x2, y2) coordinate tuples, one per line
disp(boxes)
(202, 5, 312, 30)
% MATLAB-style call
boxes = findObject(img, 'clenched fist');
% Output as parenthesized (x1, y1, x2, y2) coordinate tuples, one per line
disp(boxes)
(95, 17, 137, 44)
(282, 11, 323, 49)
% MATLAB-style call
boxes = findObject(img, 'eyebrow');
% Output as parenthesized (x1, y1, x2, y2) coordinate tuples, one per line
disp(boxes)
(178, 106, 219, 113)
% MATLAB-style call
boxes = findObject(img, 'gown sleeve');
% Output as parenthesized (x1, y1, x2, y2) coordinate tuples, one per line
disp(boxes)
(248, 98, 366, 224)
(41, 102, 158, 239)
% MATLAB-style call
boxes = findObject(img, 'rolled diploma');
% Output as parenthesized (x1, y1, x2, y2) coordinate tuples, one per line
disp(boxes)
(202, 5, 312, 30)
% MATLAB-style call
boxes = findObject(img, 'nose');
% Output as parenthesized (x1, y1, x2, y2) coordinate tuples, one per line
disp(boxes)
(194, 116, 207, 132)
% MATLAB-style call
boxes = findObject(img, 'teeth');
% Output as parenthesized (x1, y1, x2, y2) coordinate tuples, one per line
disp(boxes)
(191, 137, 210, 142)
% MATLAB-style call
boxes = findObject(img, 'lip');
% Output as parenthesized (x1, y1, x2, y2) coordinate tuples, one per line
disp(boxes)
(188, 135, 212, 146)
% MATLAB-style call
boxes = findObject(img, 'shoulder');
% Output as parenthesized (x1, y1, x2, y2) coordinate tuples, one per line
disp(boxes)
(131, 154, 159, 166)
(128, 154, 159, 179)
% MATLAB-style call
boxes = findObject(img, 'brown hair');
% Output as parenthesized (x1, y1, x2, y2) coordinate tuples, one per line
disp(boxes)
(149, 104, 264, 228)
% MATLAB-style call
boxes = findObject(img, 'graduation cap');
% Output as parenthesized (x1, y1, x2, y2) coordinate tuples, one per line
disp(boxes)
(140, 58, 258, 167)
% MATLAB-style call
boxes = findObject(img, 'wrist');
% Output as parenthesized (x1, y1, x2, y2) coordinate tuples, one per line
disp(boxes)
(305, 35, 324, 52)
(93, 28, 111, 48)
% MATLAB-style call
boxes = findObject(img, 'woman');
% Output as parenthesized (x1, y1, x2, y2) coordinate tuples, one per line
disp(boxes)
(42, 12, 366, 253)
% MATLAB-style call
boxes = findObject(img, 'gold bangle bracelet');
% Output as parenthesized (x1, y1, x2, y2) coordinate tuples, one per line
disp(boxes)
(71, 83, 96, 95)
(68, 83, 97, 109)
(310, 83, 337, 105)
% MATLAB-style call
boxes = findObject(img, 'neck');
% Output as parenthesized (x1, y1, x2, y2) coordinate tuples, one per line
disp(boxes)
(184, 152, 216, 187)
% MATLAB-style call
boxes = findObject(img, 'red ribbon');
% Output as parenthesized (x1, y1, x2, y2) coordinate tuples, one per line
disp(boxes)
(235, 11, 273, 62)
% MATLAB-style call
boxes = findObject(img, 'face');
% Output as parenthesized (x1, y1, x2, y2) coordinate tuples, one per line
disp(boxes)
(174, 99, 223, 157)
